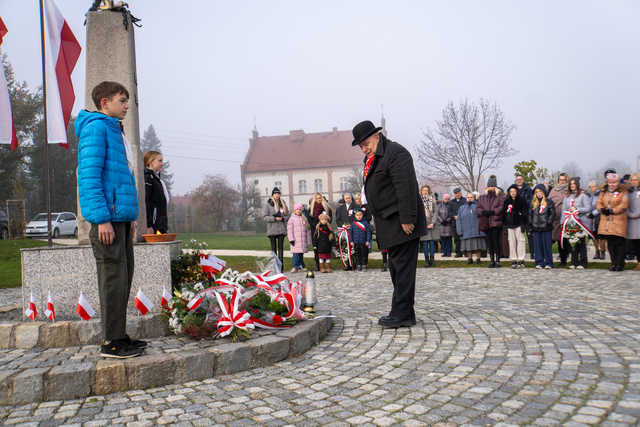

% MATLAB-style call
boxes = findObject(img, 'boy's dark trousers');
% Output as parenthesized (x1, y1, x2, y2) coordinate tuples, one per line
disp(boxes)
(89, 222, 134, 342)
(563, 237, 587, 268)
(354, 243, 369, 266)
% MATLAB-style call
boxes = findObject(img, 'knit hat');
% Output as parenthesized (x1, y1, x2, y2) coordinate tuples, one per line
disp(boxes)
(487, 174, 498, 188)
(533, 183, 547, 196)
(294, 203, 303, 211)
(272, 187, 281, 195)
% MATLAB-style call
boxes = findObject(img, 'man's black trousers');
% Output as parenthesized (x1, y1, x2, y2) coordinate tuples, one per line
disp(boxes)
(89, 222, 134, 342)
(387, 238, 419, 321)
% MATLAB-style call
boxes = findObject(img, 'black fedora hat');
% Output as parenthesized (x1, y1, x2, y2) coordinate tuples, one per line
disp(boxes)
(352, 120, 382, 146)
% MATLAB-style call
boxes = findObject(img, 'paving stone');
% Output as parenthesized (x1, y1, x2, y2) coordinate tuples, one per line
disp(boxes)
(38, 322, 71, 348)
(13, 323, 42, 349)
(210, 343, 252, 375)
(45, 362, 93, 401)
(94, 360, 127, 395)
(9, 368, 48, 404)
(0, 322, 15, 348)
(174, 350, 215, 383)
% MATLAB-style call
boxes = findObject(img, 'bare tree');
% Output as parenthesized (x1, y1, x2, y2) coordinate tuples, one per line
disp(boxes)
(344, 166, 364, 196)
(560, 161, 583, 179)
(416, 99, 517, 192)
(190, 175, 241, 231)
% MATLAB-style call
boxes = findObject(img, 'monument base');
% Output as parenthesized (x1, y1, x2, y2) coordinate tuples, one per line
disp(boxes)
(21, 241, 182, 320)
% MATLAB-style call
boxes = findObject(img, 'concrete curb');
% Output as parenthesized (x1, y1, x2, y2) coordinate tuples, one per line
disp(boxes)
(0, 314, 169, 350)
(0, 315, 333, 405)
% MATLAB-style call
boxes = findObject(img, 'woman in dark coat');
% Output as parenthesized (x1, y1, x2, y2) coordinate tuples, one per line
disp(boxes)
(477, 175, 505, 267)
(529, 184, 556, 269)
(308, 192, 333, 271)
(502, 184, 528, 268)
(144, 151, 169, 234)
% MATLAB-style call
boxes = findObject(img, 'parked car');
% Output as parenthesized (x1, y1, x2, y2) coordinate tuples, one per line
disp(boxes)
(25, 212, 78, 238)
(0, 209, 8, 240)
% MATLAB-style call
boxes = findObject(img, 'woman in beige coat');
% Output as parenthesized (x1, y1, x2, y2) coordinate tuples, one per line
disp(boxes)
(597, 173, 629, 271)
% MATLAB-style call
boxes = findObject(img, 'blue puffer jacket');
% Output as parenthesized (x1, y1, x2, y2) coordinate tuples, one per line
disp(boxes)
(76, 110, 139, 224)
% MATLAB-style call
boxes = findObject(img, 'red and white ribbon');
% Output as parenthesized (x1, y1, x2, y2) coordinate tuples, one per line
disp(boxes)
(200, 253, 227, 277)
(507, 204, 513, 214)
(279, 281, 305, 321)
(186, 294, 203, 311)
(352, 221, 367, 232)
(560, 210, 595, 248)
(338, 225, 353, 267)
(215, 288, 254, 337)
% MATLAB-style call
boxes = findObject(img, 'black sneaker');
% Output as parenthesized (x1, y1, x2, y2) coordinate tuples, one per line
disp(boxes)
(100, 340, 143, 359)
(124, 334, 147, 349)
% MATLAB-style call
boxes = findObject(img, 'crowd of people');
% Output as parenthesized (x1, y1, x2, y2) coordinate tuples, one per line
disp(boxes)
(262, 168, 640, 273)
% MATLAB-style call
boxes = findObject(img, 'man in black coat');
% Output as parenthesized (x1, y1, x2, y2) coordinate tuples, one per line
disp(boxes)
(353, 120, 426, 328)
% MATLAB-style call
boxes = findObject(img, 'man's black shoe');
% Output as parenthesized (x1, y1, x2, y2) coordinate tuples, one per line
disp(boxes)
(476, 258, 482, 265)
(467, 258, 473, 264)
(344, 266, 352, 271)
(124, 334, 147, 349)
(455, 253, 462, 258)
(100, 341, 143, 359)
(378, 316, 416, 328)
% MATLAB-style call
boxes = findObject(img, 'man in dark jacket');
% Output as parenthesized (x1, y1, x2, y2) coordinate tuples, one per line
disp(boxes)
(335, 193, 358, 227)
(448, 188, 465, 257)
(353, 120, 426, 328)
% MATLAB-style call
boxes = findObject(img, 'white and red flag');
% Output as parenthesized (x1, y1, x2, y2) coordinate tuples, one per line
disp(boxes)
(43, 0, 81, 147)
(133, 289, 154, 315)
(160, 287, 172, 307)
(186, 294, 203, 311)
(44, 290, 55, 322)
(76, 292, 95, 320)
(200, 254, 226, 277)
(24, 291, 37, 320)
(0, 17, 18, 150)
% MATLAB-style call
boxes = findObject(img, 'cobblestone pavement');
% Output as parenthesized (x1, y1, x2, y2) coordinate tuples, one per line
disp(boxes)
(1, 268, 639, 426)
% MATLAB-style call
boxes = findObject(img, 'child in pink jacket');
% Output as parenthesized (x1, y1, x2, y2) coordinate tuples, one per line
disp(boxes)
(287, 203, 311, 272)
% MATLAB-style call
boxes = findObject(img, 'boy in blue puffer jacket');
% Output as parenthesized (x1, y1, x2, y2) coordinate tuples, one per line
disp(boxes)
(76, 81, 143, 359)
(349, 208, 372, 271)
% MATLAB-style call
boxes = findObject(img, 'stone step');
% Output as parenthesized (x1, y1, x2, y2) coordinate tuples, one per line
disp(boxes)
(0, 315, 333, 405)
(0, 314, 169, 350)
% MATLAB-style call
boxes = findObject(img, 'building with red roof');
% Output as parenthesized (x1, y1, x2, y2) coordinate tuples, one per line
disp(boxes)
(241, 118, 386, 207)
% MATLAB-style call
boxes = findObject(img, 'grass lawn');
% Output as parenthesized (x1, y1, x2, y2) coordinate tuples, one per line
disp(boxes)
(0, 239, 48, 289)
(177, 232, 286, 251)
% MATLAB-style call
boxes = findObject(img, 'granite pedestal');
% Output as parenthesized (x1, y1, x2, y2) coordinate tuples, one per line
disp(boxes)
(21, 241, 181, 321)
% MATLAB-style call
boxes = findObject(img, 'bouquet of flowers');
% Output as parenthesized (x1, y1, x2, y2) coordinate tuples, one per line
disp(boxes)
(562, 218, 587, 245)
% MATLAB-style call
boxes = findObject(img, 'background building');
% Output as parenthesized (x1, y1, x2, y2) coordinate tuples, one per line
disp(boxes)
(241, 120, 386, 207)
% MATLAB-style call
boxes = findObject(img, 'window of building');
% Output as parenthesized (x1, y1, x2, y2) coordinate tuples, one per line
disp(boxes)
(340, 177, 349, 192)
(254, 179, 259, 185)
(274, 181, 282, 190)
(298, 180, 307, 194)
(314, 179, 323, 193)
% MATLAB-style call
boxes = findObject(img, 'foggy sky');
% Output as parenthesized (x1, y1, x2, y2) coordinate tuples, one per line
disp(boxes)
(1, 0, 639, 194)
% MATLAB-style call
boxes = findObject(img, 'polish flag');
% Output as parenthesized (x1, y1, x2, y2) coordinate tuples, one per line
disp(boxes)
(133, 289, 154, 315)
(44, 290, 55, 322)
(43, 0, 81, 147)
(24, 291, 37, 320)
(0, 17, 18, 150)
(160, 288, 172, 307)
(76, 292, 96, 320)
(186, 294, 203, 311)
(200, 254, 226, 276)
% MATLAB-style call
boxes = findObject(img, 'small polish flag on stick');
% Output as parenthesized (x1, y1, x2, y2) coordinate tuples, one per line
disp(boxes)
(186, 294, 203, 311)
(76, 292, 95, 320)
(133, 289, 154, 315)
(44, 290, 55, 322)
(24, 291, 37, 320)
(160, 288, 172, 307)
(200, 254, 226, 277)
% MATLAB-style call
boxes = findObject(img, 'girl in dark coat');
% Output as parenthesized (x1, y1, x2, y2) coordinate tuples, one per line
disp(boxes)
(502, 184, 528, 268)
(144, 151, 169, 234)
(314, 212, 334, 273)
(529, 184, 556, 269)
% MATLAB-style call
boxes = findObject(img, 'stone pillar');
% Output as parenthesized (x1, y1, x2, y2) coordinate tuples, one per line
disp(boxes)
(77, 9, 147, 244)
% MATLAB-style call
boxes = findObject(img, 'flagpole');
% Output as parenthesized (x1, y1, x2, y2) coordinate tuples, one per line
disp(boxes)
(38, 0, 52, 247)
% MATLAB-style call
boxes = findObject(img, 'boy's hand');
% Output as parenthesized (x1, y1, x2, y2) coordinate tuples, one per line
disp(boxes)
(365, 242, 370, 248)
(98, 222, 115, 245)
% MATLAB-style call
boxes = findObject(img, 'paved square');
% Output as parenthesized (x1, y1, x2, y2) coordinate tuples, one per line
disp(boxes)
(1, 268, 639, 425)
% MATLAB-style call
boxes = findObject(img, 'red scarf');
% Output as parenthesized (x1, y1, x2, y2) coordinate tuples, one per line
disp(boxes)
(363, 156, 374, 180)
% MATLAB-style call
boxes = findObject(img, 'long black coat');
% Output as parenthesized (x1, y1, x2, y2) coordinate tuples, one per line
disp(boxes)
(144, 168, 168, 233)
(363, 135, 426, 249)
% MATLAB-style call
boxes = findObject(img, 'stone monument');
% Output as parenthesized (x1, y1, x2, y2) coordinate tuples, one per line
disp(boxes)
(77, 2, 146, 244)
